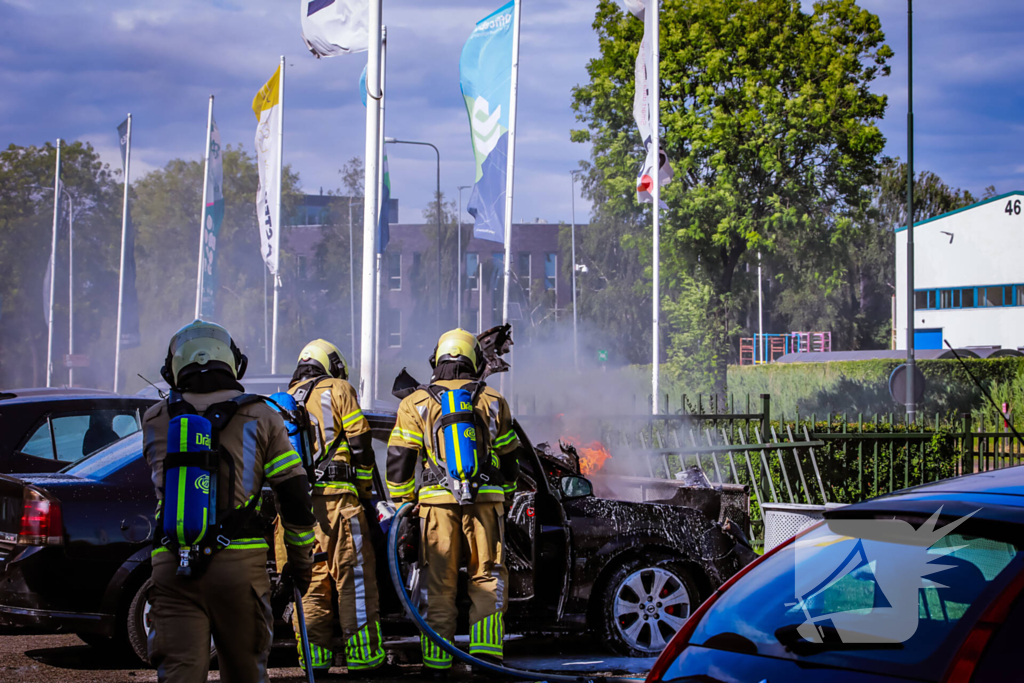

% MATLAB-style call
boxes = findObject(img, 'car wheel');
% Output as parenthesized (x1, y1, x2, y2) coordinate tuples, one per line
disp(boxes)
(127, 578, 217, 666)
(596, 555, 698, 657)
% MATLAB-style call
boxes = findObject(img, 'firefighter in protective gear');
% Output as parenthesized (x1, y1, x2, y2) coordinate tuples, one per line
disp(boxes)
(286, 339, 385, 673)
(144, 320, 316, 683)
(386, 329, 521, 671)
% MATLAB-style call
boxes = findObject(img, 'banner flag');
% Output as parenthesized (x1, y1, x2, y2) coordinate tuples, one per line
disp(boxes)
(253, 67, 282, 276)
(198, 115, 224, 319)
(116, 117, 141, 349)
(629, 0, 672, 207)
(301, 0, 368, 58)
(459, 1, 515, 243)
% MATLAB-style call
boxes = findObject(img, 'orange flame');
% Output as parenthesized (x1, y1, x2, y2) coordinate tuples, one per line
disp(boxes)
(563, 436, 612, 474)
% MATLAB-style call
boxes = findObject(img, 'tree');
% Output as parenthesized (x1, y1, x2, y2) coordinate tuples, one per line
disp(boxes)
(0, 141, 122, 388)
(571, 0, 893, 388)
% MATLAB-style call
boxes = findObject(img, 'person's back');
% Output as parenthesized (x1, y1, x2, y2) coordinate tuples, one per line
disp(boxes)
(386, 328, 521, 672)
(143, 320, 315, 683)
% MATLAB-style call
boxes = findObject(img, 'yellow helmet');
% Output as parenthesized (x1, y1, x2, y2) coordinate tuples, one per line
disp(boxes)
(160, 320, 247, 388)
(432, 328, 481, 372)
(297, 339, 347, 379)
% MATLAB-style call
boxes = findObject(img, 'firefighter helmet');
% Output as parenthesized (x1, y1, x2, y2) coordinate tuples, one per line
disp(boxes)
(297, 339, 348, 379)
(432, 329, 481, 372)
(160, 320, 248, 388)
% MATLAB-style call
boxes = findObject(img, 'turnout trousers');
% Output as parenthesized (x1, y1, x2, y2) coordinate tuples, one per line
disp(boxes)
(419, 501, 508, 670)
(289, 494, 384, 671)
(148, 549, 273, 683)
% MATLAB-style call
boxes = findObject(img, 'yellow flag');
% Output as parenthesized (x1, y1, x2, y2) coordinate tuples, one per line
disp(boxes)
(253, 66, 282, 275)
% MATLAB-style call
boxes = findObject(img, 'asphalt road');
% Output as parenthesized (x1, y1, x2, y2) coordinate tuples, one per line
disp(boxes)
(0, 633, 652, 682)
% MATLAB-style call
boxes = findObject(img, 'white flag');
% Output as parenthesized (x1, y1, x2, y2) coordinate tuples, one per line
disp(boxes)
(253, 67, 282, 276)
(300, 0, 368, 58)
(629, 0, 673, 206)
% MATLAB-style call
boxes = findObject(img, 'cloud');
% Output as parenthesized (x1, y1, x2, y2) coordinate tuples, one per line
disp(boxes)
(2, 0, 1021, 227)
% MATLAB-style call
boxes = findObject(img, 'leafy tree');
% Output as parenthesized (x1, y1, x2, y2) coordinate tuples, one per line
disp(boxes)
(0, 141, 122, 388)
(571, 0, 893, 387)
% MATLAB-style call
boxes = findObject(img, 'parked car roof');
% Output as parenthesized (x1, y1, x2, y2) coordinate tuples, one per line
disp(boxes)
(0, 387, 129, 403)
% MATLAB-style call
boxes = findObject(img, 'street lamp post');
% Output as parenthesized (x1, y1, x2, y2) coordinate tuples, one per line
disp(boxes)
(384, 137, 441, 332)
(457, 185, 472, 329)
(906, 0, 917, 424)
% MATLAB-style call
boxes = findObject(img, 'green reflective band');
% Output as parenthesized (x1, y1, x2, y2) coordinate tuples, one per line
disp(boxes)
(387, 479, 415, 495)
(345, 622, 384, 670)
(479, 486, 504, 495)
(341, 410, 364, 427)
(179, 417, 189, 452)
(314, 481, 358, 494)
(224, 537, 269, 550)
(285, 529, 315, 546)
(355, 468, 374, 480)
(390, 428, 424, 445)
(264, 450, 301, 477)
(175, 467, 187, 545)
(494, 430, 517, 447)
(297, 640, 333, 671)
(502, 482, 517, 492)
(420, 633, 453, 669)
(151, 547, 169, 557)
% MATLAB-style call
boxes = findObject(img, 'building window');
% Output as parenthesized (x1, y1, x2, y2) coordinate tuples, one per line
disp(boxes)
(545, 253, 557, 291)
(914, 291, 928, 310)
(412, 252, 422, 280)
(385, 308, 402, 347)
(466, 308, 478, 334)
(387, 252, 402, 291)
(492, 252, 504, 290)
(466, 253, 479, 290)
(518, 252, 531, 294)
(961, 288, 975, 308)
(940, 289, 952, 309)
(982, 286, 1007, 307)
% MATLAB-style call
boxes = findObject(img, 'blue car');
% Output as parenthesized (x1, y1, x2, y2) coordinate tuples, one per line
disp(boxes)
(648, 467, 1024, 682)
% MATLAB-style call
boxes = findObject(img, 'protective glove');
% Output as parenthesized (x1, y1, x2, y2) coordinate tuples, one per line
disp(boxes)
(282, 561, 313, 597)
(397, 509, 421, 564)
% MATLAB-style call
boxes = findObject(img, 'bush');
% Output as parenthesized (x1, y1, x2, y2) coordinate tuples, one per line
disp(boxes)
(726, 358, 1024, 419)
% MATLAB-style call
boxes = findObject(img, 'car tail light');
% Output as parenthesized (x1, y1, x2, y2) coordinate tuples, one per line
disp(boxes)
(18, 489, 63, 546)
(942, 567, 1024, 683)
(646, 525, 819, 683)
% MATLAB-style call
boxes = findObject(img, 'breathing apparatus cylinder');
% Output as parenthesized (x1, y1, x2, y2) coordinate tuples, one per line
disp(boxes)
(438, 388, 479, 503)
(268, 391, 314, 469)
(163, 414, 216, 577)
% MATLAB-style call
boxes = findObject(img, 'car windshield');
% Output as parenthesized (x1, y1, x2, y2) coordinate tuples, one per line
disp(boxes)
(63, 431, 143, 480)
(688, 517, 1023, 679)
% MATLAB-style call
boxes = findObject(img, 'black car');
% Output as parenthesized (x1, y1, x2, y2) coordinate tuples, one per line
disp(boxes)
(0, 388, 156, 473)
(0, 410, 753, 663)
(647, 466, 1024, 683)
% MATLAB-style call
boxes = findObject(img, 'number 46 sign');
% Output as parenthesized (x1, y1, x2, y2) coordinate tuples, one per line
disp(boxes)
(1005, 198, 1021, 215)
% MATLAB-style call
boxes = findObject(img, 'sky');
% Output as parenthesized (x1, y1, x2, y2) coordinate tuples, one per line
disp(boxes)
(2, 0, 1023, 226)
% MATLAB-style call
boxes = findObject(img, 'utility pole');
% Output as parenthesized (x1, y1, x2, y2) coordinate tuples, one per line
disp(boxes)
(571, 171, 580, 371)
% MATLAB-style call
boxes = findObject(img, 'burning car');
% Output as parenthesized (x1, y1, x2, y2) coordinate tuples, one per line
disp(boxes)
(0, 405, 755, 661)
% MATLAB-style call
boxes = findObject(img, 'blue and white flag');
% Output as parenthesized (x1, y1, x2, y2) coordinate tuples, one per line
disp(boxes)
(198, 115, 224, 319)
(301, 0, 368, 58)
(460, 1, 515, 243)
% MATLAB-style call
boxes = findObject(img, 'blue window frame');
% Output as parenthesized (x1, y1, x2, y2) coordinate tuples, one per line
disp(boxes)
(915, 285, 1022, 309)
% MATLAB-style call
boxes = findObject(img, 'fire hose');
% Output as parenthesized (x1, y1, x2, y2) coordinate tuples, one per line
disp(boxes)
(386, 502, 640, 683)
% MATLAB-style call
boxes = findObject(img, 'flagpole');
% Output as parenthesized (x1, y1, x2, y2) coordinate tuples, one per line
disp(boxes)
(271, 56, 285, 375)
(46, 139, 62, 388)
(195, 96, 214, 320)
(373, 29, 386, 401)
(67, 193, 74, 387)
(500, 0, 521, 328)
(358, 0, 383, 409)
(649, 0, 660, 415)
(114, 115, 132, 393)
(757, 251, 764, 364)
(349, 200, 356, 365)
(498, 0, 522, 394)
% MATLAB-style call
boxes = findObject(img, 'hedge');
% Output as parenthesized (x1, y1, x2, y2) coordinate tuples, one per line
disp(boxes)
(726, 357, 1024, 419)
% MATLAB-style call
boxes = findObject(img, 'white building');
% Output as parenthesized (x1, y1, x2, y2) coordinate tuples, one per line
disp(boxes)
(895, 191, 1024, 351)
